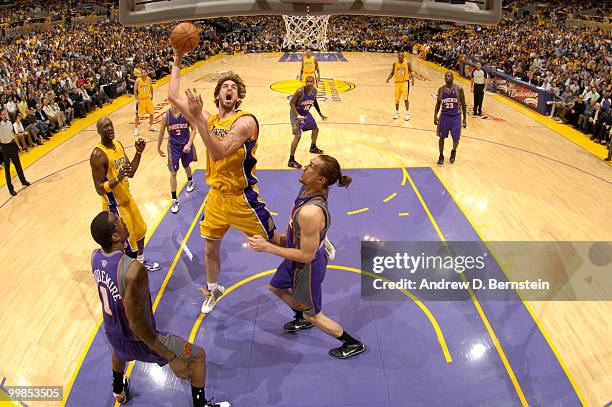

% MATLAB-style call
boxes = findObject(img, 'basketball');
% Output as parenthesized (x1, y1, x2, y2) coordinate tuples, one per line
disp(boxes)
(170, 22, 199, 55)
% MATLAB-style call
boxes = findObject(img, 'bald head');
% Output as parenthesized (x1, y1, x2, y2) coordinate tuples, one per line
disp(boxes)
(97, 117, 115, 144)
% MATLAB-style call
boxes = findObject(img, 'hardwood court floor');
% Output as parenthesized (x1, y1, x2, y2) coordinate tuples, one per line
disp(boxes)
(0, 52, 610, 406)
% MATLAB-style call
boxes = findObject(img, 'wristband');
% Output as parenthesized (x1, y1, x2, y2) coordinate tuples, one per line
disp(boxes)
(103, 181, 112, 193)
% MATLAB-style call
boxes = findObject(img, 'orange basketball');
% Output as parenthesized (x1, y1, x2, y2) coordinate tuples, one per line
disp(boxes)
(170, 22, 199, 55)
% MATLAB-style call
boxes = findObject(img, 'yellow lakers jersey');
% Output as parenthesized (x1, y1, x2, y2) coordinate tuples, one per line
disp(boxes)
(302, 56, 316, 75)
(136, 77, 152, 100)
(206, 111, 259, 194)
(394, 60, 409, 82)
(97, 140, 133, 206)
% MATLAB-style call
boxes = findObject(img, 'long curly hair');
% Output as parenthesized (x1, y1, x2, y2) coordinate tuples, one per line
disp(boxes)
(214, 72, 246, 108)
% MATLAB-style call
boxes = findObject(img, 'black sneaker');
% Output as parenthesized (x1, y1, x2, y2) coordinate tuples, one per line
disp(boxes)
(283, 318, 314, 333)
(329, 342, 366, 359)
(113, 377, 130, 404)
(22, 180, 31, 187)
(450, 150, 456, 164)
(9, 189, 17, 196)
(437, 155, 444, 167)
(309, 145, 323, 154)
(605, 157, 611, 162)
(288, 159, 302, 169)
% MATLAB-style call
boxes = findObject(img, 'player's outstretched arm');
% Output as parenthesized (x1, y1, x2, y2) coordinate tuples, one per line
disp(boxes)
(248, 205, 323, 263)
(127, 139, 145, 177)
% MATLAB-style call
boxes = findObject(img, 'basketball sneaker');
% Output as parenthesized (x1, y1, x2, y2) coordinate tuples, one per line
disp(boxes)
(288, 159, 302, 169)
(437, 155, 444, 167)
(309, 145, 323, 154)
(393, 111, 399, 119)
(324, 236, 336, 261)
(404, 112, 410, 121)
(205, 401, 231, 407)
(143, 259, 160, 272)
(450, 149, 457, 164)
(201, 285, 225, 314)
(149, 125, 158, 132)
(171, 199, 179, 214)
(186, 180, 195, 193)
(329, 342, 366, 359)
(113, 377, 130, 404)
(283, 318, 314, 333)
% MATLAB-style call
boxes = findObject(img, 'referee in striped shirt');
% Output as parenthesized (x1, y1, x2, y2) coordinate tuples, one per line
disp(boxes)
(471, 62, 486, 116)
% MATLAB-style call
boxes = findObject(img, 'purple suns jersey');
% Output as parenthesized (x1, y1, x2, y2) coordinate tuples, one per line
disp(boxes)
(167, 110, 190, 146)
(440, 85, 461, 116)
(91, 249, 157, 342)
(297, 87, 316, 116)
(287, 187, 330, 252)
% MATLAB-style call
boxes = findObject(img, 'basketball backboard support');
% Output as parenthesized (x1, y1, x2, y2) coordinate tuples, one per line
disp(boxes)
(119, 0, 502, 26)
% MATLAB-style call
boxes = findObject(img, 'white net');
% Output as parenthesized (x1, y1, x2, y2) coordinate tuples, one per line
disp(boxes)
(282, 15, 330, 50)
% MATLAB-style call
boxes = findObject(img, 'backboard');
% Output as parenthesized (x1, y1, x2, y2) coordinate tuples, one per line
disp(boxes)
(119, 0, 502, 26)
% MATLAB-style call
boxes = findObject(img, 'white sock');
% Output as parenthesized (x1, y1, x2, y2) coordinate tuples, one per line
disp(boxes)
(207, 282, 218, 291)
(137, 254, 145, 263)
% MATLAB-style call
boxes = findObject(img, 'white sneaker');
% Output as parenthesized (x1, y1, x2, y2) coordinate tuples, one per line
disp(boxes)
(324, 236, 336, 261)
(393, 111, 399, 120)
(404, 112, 411, 121)
(171, 199, 179, 214)
(142, 259, 160, 272)
(205, 401, 231, 407)
(149, 126, 158, 132)
(133, 128, 139, 137)
(186, 180, 195, 193)
(201, 285, 225, 314)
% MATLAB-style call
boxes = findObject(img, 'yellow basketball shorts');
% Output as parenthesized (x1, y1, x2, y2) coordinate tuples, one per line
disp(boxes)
(137, 98, 154, 116)
(103, 199, 147, 256)
(394, 81, 409, 102)
(200, 187, 276, 240)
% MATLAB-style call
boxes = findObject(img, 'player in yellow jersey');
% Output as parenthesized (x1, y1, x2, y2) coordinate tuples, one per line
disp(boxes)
(169, 48, 279, 314)
(299, 48, 320, 84)
(90, 116, 160, 271)
(385, 51, 415, 121)
(134, 67, 158, 137)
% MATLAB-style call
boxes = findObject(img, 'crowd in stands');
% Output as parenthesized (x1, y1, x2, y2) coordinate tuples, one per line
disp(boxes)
(1, 0, 610, 167)
(422, 0, 611, 148)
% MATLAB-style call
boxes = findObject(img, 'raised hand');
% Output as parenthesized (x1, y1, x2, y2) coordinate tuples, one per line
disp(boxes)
(185, 88, 204, 118)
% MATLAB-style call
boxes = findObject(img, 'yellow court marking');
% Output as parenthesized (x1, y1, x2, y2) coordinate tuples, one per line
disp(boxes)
(419, 58, 610, 162)
(347, 207, 369, 215)
(431, 168, 587, 405)
(398, 212, 410, 216)
(400, 163, 529, 405)
(0, 54, 227, 188)
(383, 192, 397, 202)
(188, 264, 452, 363)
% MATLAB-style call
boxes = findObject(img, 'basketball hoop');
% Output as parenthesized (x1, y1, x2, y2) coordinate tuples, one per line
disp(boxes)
(282, 14, 330, 50)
